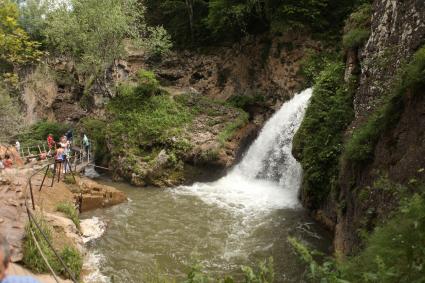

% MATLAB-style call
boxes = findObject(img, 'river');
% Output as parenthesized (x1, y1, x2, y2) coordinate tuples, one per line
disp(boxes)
(81, 89, 332, 282)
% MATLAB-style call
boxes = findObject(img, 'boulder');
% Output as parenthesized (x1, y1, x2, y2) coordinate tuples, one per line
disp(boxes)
(78, 178, 127, 212)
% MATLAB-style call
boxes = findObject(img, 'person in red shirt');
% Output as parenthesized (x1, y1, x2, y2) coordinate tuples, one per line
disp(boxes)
(3, 155, 13, 169)
(47, 134, 55, 155)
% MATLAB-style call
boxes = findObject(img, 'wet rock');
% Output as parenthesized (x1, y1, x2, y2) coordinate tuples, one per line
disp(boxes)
(78, 178, 127, 212)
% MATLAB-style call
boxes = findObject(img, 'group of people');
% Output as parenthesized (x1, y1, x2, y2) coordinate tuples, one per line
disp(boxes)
(47, 131, 90, 166)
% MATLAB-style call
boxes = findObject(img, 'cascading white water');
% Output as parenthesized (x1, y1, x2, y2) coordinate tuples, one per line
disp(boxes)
(175, 88, 312, 213)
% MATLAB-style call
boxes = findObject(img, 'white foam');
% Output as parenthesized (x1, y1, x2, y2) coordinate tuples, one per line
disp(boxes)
(82, 251, 110, 283)
(80, 217, 106, 244)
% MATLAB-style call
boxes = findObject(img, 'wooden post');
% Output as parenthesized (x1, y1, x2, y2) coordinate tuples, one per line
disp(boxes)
(51, 163, 56, 187)
(39, 165, 49, 191)
(29, 180, 35, 210)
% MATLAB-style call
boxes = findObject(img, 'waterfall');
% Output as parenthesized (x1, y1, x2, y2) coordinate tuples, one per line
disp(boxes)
(175, 88, 312, 213)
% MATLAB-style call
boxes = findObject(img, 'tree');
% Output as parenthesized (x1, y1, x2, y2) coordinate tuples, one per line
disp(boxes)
(145, 0, 209, 46)
(18, 0, 50, 41)
(44, 0, 146, 76)
(0, 0, 43, 81)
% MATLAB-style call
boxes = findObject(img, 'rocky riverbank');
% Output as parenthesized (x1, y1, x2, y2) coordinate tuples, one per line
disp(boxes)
(0, 159, 127, 281)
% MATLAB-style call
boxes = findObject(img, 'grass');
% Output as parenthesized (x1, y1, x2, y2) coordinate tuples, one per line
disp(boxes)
(292, 61, 355, 208)
(342, 3, 372, 50)
(22, 214, 82, 279)
(344, 45, 425, 165)
(298, 49, 339, 87)
(63, 174, 76, 185)
(218, 110, 249, 145)
(56, 201, 80, 230)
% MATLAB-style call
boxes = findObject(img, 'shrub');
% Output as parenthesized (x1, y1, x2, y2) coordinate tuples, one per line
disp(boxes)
(18, 120, 69, 147)
(23, 216, 61, 273)
(342, 3, 372, 49)
(290, 192, 425, 283)
(344, 45, 425, 165)
(56, 201, 80, 229)
(23, 214, 83, 279)
(136, 69, 160, 91)
(143, 26, 173, 59)
(60, 246, 83, 280)
(298, 49, 339, 87)
(218, 110, 249, 145)
(343, 28, 370, 49)
(227, 93, 266, 112)
(63, 174, 76, 185)
(293, 61, 354, 208)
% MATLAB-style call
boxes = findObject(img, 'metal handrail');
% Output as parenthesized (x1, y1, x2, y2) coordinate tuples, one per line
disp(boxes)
(24, 161, 79, 282)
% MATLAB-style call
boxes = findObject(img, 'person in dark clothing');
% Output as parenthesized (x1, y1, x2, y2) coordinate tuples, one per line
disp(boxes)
(65, 130, 73, 144)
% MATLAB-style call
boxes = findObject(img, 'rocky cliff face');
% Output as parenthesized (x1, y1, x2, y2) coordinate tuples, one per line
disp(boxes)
(319, 0, 425, 254)
(354, 0, 425, 119)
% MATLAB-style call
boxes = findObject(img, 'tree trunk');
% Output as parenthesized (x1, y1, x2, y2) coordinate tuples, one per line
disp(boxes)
(185, 0, 194, 42)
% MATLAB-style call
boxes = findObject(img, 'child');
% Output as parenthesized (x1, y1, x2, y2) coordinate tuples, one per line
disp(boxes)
(3, 155, 13, 169)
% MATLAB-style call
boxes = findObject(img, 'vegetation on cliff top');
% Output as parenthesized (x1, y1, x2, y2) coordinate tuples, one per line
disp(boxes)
(342, 3, 372, 50)
(293, 61, 354, 208)
(80, 69, 248, 184)
(145, 0, 368, 46)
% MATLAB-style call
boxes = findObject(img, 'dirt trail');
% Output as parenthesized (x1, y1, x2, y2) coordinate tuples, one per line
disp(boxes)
(0, 164, 76, 261)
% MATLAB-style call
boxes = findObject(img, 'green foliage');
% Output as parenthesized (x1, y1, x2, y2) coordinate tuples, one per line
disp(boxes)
(145, 0, 366, 46)
(23, 215, 82, 279)
(290, 192, 425, 283)
(0, 0, 42, 81)
(293, 61, 354, 208)
(218, 110, 249, 145)
(17, 120, 69, 147)
(56, 201, 80, 229)
(342, 28, 370, 49)
(241, 258, 275, 283)
(342, 4, 372, 49)
(23, 215, 60, 273)
(63, 174, 76, 185)
(227, 93, 266, 112)
(59, 246, 83, 280)
(18, 0, 49, 41)
(183, 258, 274, 283)
(145, 0, 210, 46)
(143, 26, 173, 59)
(344, 45, 425, 165)
(288, 237, 343, 282)
(43, 0, 168, 76)
(109, 86, 193, 147)
(137, 69, 160, 90)
(298, 49, 338, 87)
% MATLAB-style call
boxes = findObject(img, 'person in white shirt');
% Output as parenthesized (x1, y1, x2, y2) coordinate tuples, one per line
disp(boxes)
(15, 141, 20, 153)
